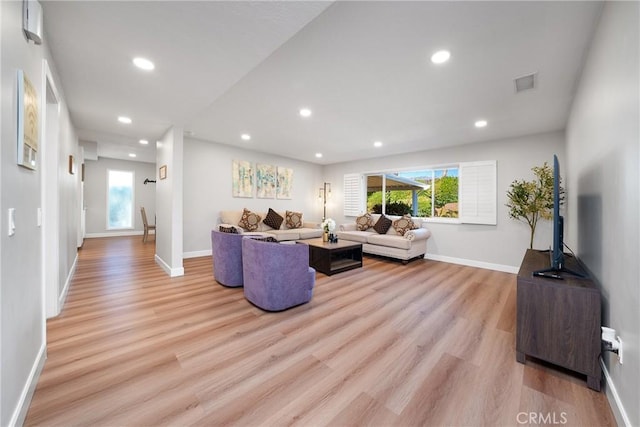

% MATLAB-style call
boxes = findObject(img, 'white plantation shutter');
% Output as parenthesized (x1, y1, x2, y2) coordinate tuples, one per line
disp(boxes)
(343, 173, 364, 217)
(459, 160, 497, 225)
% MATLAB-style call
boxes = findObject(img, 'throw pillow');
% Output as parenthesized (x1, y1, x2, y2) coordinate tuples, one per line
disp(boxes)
(263, 208, 284, 230)
(355, 213, 374, 231)
(373, 214, 392, 234)
(251, 236, 279, 243)
(238, 208, 261, 231)
(392, 214, 415, 236)
(218, 225, 239, 234)
(285, 210, 303, 229)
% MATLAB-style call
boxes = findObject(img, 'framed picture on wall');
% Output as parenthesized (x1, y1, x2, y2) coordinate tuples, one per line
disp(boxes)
(17, 70, 39, 170)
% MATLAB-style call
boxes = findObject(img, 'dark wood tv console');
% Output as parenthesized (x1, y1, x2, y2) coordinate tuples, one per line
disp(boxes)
(516, 249, 602, 391)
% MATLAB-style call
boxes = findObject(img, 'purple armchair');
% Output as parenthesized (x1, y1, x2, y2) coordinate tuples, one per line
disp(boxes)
(211, 230, 244, 287)
(241, 238, 316, 311)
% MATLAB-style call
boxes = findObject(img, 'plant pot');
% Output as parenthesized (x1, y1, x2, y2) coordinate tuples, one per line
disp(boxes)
(323, 232, 329, 242)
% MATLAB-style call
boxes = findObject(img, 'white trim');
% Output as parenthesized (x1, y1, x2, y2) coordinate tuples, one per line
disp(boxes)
(155, 254, 185, 277)
(425, 253, 519, 274)
(57, 253, 77, 315)
(183, 250, 212, 259)
(601, 358, 631, 427)
(85, 231, 146, 238)
(9, 343, 46, 427)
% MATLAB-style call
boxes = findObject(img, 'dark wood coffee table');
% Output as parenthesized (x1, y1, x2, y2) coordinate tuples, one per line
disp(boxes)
(305, 238, 363, 276)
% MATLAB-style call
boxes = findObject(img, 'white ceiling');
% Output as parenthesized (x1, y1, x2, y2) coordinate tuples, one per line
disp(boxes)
(42, 1, 603, 165)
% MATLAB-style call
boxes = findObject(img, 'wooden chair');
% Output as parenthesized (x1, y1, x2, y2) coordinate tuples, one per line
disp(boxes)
(141, 207, 155, 243)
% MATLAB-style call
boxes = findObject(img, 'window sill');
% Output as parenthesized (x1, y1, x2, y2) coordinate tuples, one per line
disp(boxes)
(419, 217, 461, 225)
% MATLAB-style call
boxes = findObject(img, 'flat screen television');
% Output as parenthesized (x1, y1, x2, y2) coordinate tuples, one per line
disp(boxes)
(551, 154, 564, 270)
(533, 154, 584, 279)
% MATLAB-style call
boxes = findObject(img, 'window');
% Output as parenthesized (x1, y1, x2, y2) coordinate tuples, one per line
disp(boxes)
(365, 168, 459, 218)
(344, 161, 496, 225)
(107, 169, 134, 229)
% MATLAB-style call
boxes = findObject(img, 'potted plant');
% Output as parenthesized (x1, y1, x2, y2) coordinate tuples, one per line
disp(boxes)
(506, 162, 558, 249)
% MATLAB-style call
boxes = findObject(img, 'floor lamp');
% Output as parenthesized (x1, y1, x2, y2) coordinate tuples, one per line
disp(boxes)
(319, 182, 331, 221)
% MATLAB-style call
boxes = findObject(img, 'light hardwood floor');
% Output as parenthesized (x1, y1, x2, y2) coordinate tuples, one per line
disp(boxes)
(25, 236, 615, 426)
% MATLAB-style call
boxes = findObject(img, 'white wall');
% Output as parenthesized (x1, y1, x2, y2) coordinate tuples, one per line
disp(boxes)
(1, 1, 79, 425)
(83, 157, 156, 236)
(324, 131, 565, 271)
(155, 127, 184, 276)
(183, 138, 324, 255)
(566, 2, 639, 426)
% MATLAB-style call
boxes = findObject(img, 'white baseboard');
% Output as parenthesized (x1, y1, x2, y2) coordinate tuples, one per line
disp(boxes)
(424, 253, 519, 274)
(601, 358, 631, 427)
(154, 254, 184, 277)
(85, 230, 145, 238)
(9, 342, 46, 427)
(183, 249, 212, 259)
(58, 253, 77, 312)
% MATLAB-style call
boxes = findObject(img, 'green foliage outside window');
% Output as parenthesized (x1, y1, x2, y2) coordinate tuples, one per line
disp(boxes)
(366, 171, 459, 218)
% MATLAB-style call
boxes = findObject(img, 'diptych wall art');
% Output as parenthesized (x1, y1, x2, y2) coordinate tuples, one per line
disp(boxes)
(232, 160, 253, 198)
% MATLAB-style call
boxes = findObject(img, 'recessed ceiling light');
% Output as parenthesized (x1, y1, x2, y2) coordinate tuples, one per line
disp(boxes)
(139, 139, 149, 145)
(241, 133, 251, 141)
(373, 141, 383, 148)
(315, 153, 323, 158)
(118, 116, 132, 124)
(431, 50, 451, 64)
(128, 153, 137, 158)
(475, 120, 488, 128)
(133, 57, 155, 71)
(300, 108, 312, 118)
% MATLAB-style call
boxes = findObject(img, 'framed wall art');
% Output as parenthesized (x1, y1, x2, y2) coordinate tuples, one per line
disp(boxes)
(276, 167, 293, 199)
(232, 160, 253, 198)
(256, 163, 276, 199)
(17, 70, 39, 170)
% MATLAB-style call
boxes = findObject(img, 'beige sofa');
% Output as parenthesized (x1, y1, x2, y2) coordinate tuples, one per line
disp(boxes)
(219, 210, 323, 241)
(338, 214, 431, 263)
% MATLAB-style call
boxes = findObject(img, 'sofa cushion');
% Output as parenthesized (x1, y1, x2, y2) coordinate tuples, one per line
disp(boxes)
(392, 214, 415, 236)
(285, 211, 303, 229)
(366, 234, 412, 250)
(355, 213, 374, 231)
(373, 214, 392, 234)
(220, 210, 243, 226)
(298, 228, 323, 239)
(238, 208, 261, 231)
(338, 230, 374, 243)
(263, 208, 284, 230)
(267, 229, 301, 241)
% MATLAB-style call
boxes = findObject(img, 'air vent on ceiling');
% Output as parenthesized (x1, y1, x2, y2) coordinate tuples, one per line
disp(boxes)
(514, 73, 537, 93)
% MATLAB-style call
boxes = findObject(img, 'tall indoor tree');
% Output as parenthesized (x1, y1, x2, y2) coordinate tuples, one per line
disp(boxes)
(506, 162, 556, 249)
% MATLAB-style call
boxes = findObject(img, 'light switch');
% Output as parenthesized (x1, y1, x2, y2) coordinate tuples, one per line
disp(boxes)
(8, 208, 16, 236)
(37, 207, 42, 227)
